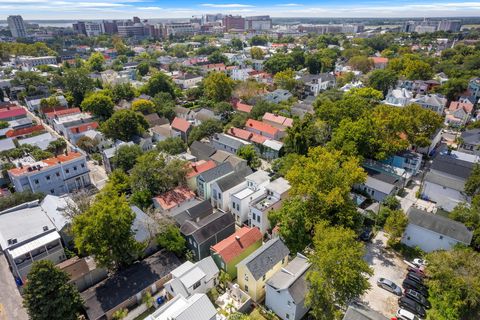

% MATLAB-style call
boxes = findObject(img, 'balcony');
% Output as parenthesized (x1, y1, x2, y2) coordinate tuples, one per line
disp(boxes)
(251, 195, 280, 212)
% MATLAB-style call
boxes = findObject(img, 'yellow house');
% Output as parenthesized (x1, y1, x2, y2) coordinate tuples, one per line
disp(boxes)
(236, 238, 290, 302)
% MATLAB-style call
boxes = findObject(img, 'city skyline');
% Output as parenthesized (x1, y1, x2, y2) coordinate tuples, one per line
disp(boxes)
(1, 0, 480, 20)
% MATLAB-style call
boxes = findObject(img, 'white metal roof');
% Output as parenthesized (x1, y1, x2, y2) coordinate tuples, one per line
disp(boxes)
(8, 231, 60, 259)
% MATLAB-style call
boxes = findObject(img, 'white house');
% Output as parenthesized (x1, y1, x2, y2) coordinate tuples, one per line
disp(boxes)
(383, 88, 413, 107)
(402, 208, 473, 252)
(210, 172, 248, 211)
(230, 170, 270, 226)
(145, 293, 217, 320)
(165, 257, 219, 298)
(249, 177, 290, 234)
(174, 74, 203, 89)
(265, 254, 310, 320)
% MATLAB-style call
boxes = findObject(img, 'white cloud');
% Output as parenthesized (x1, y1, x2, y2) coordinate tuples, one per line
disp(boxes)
(275, 3, 303, 7)
(200, 3, 254, 8)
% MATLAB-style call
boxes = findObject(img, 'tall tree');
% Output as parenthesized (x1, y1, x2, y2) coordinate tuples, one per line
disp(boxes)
(72, 190, 140, 269)
(425, 247, 480, 320)
(465, 163, 480, 197)
(80, 92, 114, 120)
(86, 52, 105, 72)
(23, 260, 83, 320)
(61, 68, 94, 106)
(367, 69, 398, 96)
(203, 72, 235, 102)
(156, 137, 187, 155)
(101, 109, 149, 141)
(273, 68, 297, 91)
(142, 72, 176, 98)
(131, 99, 156, 115)
(283, 114, 328, 155)
(112, 144, 143, 172)
(307, 221, 372, 320)
(156, 222, 186, 256)
(236, 145, 261, 169)
(188, 119, 224, 145)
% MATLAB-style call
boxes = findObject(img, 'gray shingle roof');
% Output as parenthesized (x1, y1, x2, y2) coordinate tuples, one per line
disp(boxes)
(431, 155, 473, 179)
(213, 133, 249, 150)
(461, 129, 480, 146)
(342, 304, 389, 320)
(190, 141, 216, 160)
(237, 238, 290, 280)
(199, 162, 234, 183)
(180, 211, 235, 244)
(215, 172, 247, 192)
(173, 200, 213, 226)
(407, 207, 473, 244)
(424, 171, 465, 191)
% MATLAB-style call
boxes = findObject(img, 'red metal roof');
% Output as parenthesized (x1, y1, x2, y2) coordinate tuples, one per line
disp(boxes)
(9, 152, 84, 176)
(226, 127, 267, 144)
(171, 117, 191, 133)
(262, 112, 293, 127)
(211, 226, 262, 263)
(245, 119, 280, 137)
(6, 125, 45, 138)
(45, 107, 81, 119)
(449, 100, 474, 113)
(153, 186, 195, 211)
(234, 102, 253, 113)
(0, 106, 26, 120)
(186, 160, 216, 179)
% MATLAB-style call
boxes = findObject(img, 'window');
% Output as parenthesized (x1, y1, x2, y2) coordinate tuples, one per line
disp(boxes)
(282, 258, 285, 264)
(50, 189, 54, 194)
(34, 179, 39, 184)
(46, 175, 50, 180)
(257, 215, 260, 223)
(81, 164, 85, 168)
(244, 274, 249, 282)
(73, 166, 77, 171)
(252, 213, 256, 220)
(193, 281, 201, 290)
(286, 314, 290, 319)
(287, 301, 291, 306)
(65, 169, 70, 174)
(244, 285, 249, 292)
(262, 274, 266, 281)
(439, 235, 444, 240)
(193, 242, 197, 248)
(221, 261, 225, 269)
(56, 172, 60, 177)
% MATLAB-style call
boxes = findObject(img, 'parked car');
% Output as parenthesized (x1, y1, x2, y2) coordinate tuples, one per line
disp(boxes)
(412, 258, 427, 268)
(398, 297, 427, 318)
(402, 279, 429, 297)
(407, 272, 425, 285)
(397, 308, 421, 320)
(359, 227, 373, 242)
(407, 266, 426, 276)
(377, 277, 402, 295)
(405, 289, 431, 309)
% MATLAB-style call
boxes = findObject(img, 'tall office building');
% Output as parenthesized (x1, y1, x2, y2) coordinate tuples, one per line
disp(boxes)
(437, 20, 462, 32)
(223, 15, 245, 31)
(7, 15, 27, 38)
(73, 21, 87, 35)
(245, 16, 272, 31)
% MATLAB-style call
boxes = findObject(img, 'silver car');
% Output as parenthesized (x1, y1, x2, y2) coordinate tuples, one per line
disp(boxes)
(377, 277, 402, 295)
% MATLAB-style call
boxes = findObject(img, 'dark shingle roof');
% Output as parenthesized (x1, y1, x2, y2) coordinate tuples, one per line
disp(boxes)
(190, 141, 216, 160)
(407, 207, 473, 244)
(215, 172, 247, 192)
(180, 211, 235, 244)
(461, 129, 480, 146)
(81, 251, 181, 320)
(238, 238, 290, 280)
(173, 200, 213, 226)
(342, 304, 389, 320)
(431, 155, 473, 179)
(199, 162, 234, 183)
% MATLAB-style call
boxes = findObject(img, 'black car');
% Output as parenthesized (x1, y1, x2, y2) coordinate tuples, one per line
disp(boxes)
(402, 279, 428, 297)
(359, 228, 374, 242)
(405, 289, 431, 309)
(398, 296, 427, 318)
(407, 272, 425, 285)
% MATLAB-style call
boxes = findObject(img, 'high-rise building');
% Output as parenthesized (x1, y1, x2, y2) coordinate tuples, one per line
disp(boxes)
(133, 16, 141, 24)
(437, 20, 462, 32)
(85, 22, 104, 37)
(7, 15, 27, 38)
(162, 22, 196, 37)
(118, 23, 145, 37)
(72, 21, 87, 35)
(223, 15, 245, 31)
(102, 21, 118, 35)
(245, 16, 272, 31)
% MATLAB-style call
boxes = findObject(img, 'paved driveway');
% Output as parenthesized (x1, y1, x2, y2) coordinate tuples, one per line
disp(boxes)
(362, 232, 407, 318)
(0, 253, 28, 320)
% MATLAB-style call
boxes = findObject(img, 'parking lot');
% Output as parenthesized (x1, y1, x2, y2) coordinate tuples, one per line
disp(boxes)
(362, 231, 408, 318)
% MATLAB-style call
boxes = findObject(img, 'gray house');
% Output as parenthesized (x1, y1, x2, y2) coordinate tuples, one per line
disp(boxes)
(459, 128, 480, 156)
(211, 133, 251, 155)
(265, 254, 310, 320)
(196, 162, 235, 200)
(262, 89, 293, 104)
(180, 210, 235, 261)
(190, 141, 216, 161)
(356, 168, 402, 202)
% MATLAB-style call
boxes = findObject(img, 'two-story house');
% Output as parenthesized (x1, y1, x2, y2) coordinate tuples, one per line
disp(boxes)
(171, 117, 192, 144)
(299, 73, 336, 97)
(245, 119, 284, 141)
(8, 152, 91, 196)
(145, 293, 218, 320)
(383, 88, 413, 107)
(410, 94, 447, 115)
(211, 133, 251, 155)
(210, 226, 262, 279)
(0, 201, 66, 282)
(265, 253, 311, 320)
(196, 162, 235, 200)
(165, 256, 219, 298)
(459, 128, 480, 156)
(153, 186, 198, 215)
(236, 238, 290, 302)
(402, 207, 473, 252)
(249, 177, 291, 234)
(210, 172, 249, 211)
(186, 160, 217, 191)
(231, 170, 270, 226)
(444, 99, 474, 127)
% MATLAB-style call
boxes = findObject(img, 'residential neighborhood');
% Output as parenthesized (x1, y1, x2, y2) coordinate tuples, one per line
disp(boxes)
(0, 11, 480, 320)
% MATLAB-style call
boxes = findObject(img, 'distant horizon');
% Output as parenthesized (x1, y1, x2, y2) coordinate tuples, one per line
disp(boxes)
(1, 0, 480, 20)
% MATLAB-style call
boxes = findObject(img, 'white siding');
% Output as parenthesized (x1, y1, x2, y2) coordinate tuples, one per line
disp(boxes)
(402, 224, 463, 252)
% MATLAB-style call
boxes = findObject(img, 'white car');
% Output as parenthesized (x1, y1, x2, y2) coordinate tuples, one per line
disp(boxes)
(397, 308, 421, 320)
(412, 258, 427, 268)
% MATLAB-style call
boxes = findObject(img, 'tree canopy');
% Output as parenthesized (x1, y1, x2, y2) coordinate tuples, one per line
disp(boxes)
(80, 92, 114, 120)
(101, 109, 149, 141)
(203, 72, 235, 102)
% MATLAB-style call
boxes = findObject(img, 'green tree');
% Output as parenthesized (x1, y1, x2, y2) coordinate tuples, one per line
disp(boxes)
(131, 99, 156, 115)
(236, 145, 261, 169)
(403, 59, 433, 80)
(188, 119, 224, 145)
(156, 137, 187, 155)
(450, 196, 480, 250)
(263, 53, 294, 74)
(101, 109, 149, 141)
(46, 139, 67, 156)
(72, 191, 140, 269)
(0, 191, 45, 211)
(208, 51, 228, 64)
(250, 100, 276, 120)
(465, 163, 480, 197)
(438, 78, 468, 101)
(137, 61, 150, 76)
(250, 47, 264, 60)
(203, 72, 235, 102)
(76, 136, 98, 153)
(367, 69, 398, 96)
(86, 52, 105, 72)
(425, 247, 480, 320)
(284, 114, 328, 155)
(305, 53, 322, 74)
(348, 55, 374, 74)
(23, 260, 83, 320)
(81, 92, 114, 120)
(307, 221, 372, 320)
(143, 72, 176, 98)
(273, 68, 297, 91)
(157, 223, 186, 256)
(384, 209, 408, 244)
(112, 144, 143, 172)
(153, 92, 176, 120)
(111, 83, 135, 103)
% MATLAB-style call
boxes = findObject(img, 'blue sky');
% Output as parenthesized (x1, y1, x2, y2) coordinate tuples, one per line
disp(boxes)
(1, 0, 480, 20)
